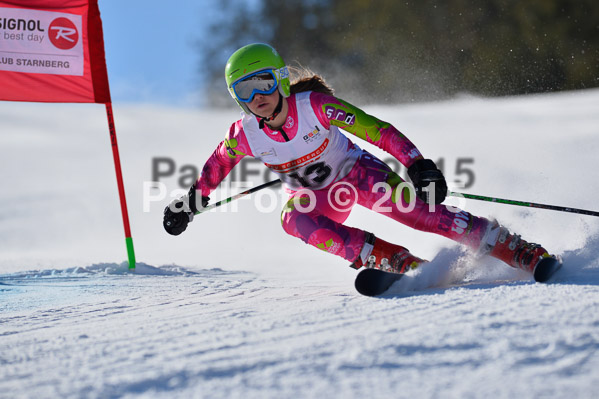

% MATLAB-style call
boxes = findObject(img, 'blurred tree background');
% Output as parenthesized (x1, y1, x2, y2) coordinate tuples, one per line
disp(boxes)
(199, 0, 599, 106)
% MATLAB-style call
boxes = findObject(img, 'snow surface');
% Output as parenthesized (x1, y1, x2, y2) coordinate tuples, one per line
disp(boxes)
(1, 89, 599, 398)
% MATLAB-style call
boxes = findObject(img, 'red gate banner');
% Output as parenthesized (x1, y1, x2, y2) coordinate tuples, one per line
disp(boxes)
(0, 1, 136, 268)
(0, 0, 110, 103)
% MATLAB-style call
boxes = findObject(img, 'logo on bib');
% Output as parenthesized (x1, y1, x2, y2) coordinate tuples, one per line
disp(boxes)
(258, 148, 276, 158)
(303, 126, 321, 143)
(284, 116, 294, 130)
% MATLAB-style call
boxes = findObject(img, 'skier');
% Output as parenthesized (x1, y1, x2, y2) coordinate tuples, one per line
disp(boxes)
(163, 43, 560, 281)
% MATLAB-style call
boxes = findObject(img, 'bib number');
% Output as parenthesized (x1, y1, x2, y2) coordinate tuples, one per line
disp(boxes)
(288, 161, 332, 187)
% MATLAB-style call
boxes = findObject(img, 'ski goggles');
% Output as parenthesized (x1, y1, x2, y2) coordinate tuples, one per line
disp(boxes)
(231, 69, 279, 103)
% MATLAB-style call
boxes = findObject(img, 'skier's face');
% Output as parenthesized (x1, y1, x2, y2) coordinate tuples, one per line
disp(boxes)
(247, 91, 279, 118)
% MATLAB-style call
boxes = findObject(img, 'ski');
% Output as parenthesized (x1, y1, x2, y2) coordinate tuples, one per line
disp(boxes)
(355, 256, 563, 296)
(533, 256, 563, 282)
(354, 268, 404, 296)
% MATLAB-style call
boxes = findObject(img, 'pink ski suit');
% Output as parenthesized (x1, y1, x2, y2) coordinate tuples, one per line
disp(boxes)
(196, 91, 490, 262)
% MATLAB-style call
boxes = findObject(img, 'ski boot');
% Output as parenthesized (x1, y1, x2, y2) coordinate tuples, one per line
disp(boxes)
(350, 233, 426, 274)
(481, 222, 562, 282)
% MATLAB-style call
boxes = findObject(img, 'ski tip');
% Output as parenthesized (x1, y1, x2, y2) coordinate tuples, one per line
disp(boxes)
(533, 256, 563, 283)
(354, 268, 403, 297)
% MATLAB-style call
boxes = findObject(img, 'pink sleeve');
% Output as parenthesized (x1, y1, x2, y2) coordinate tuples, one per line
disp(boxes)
(310, 91, 424, 168)
(196, 120, 253, 197)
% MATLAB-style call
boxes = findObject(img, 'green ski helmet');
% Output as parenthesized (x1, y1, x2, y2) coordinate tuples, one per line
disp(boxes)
(225, 43, 290, 114)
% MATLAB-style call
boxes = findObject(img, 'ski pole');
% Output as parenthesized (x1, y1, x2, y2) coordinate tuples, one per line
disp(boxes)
(194, 181, 599, 217)
(449, 191, 599, 217)
(195, 179, 282, 215)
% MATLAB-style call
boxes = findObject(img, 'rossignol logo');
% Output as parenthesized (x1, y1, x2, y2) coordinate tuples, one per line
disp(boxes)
(0, 8, 84, 76)
(0, 17, 45, 31)
(1, 17, 45, 43)
(48, 17, 78, 50)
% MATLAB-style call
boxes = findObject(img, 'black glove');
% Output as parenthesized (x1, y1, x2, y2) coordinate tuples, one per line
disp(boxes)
(407, 159, 447, 205)
(163, 184, 209, 236)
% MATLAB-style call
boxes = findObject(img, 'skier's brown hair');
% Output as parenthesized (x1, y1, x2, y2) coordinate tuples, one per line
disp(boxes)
(289, 65, 334, 96)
